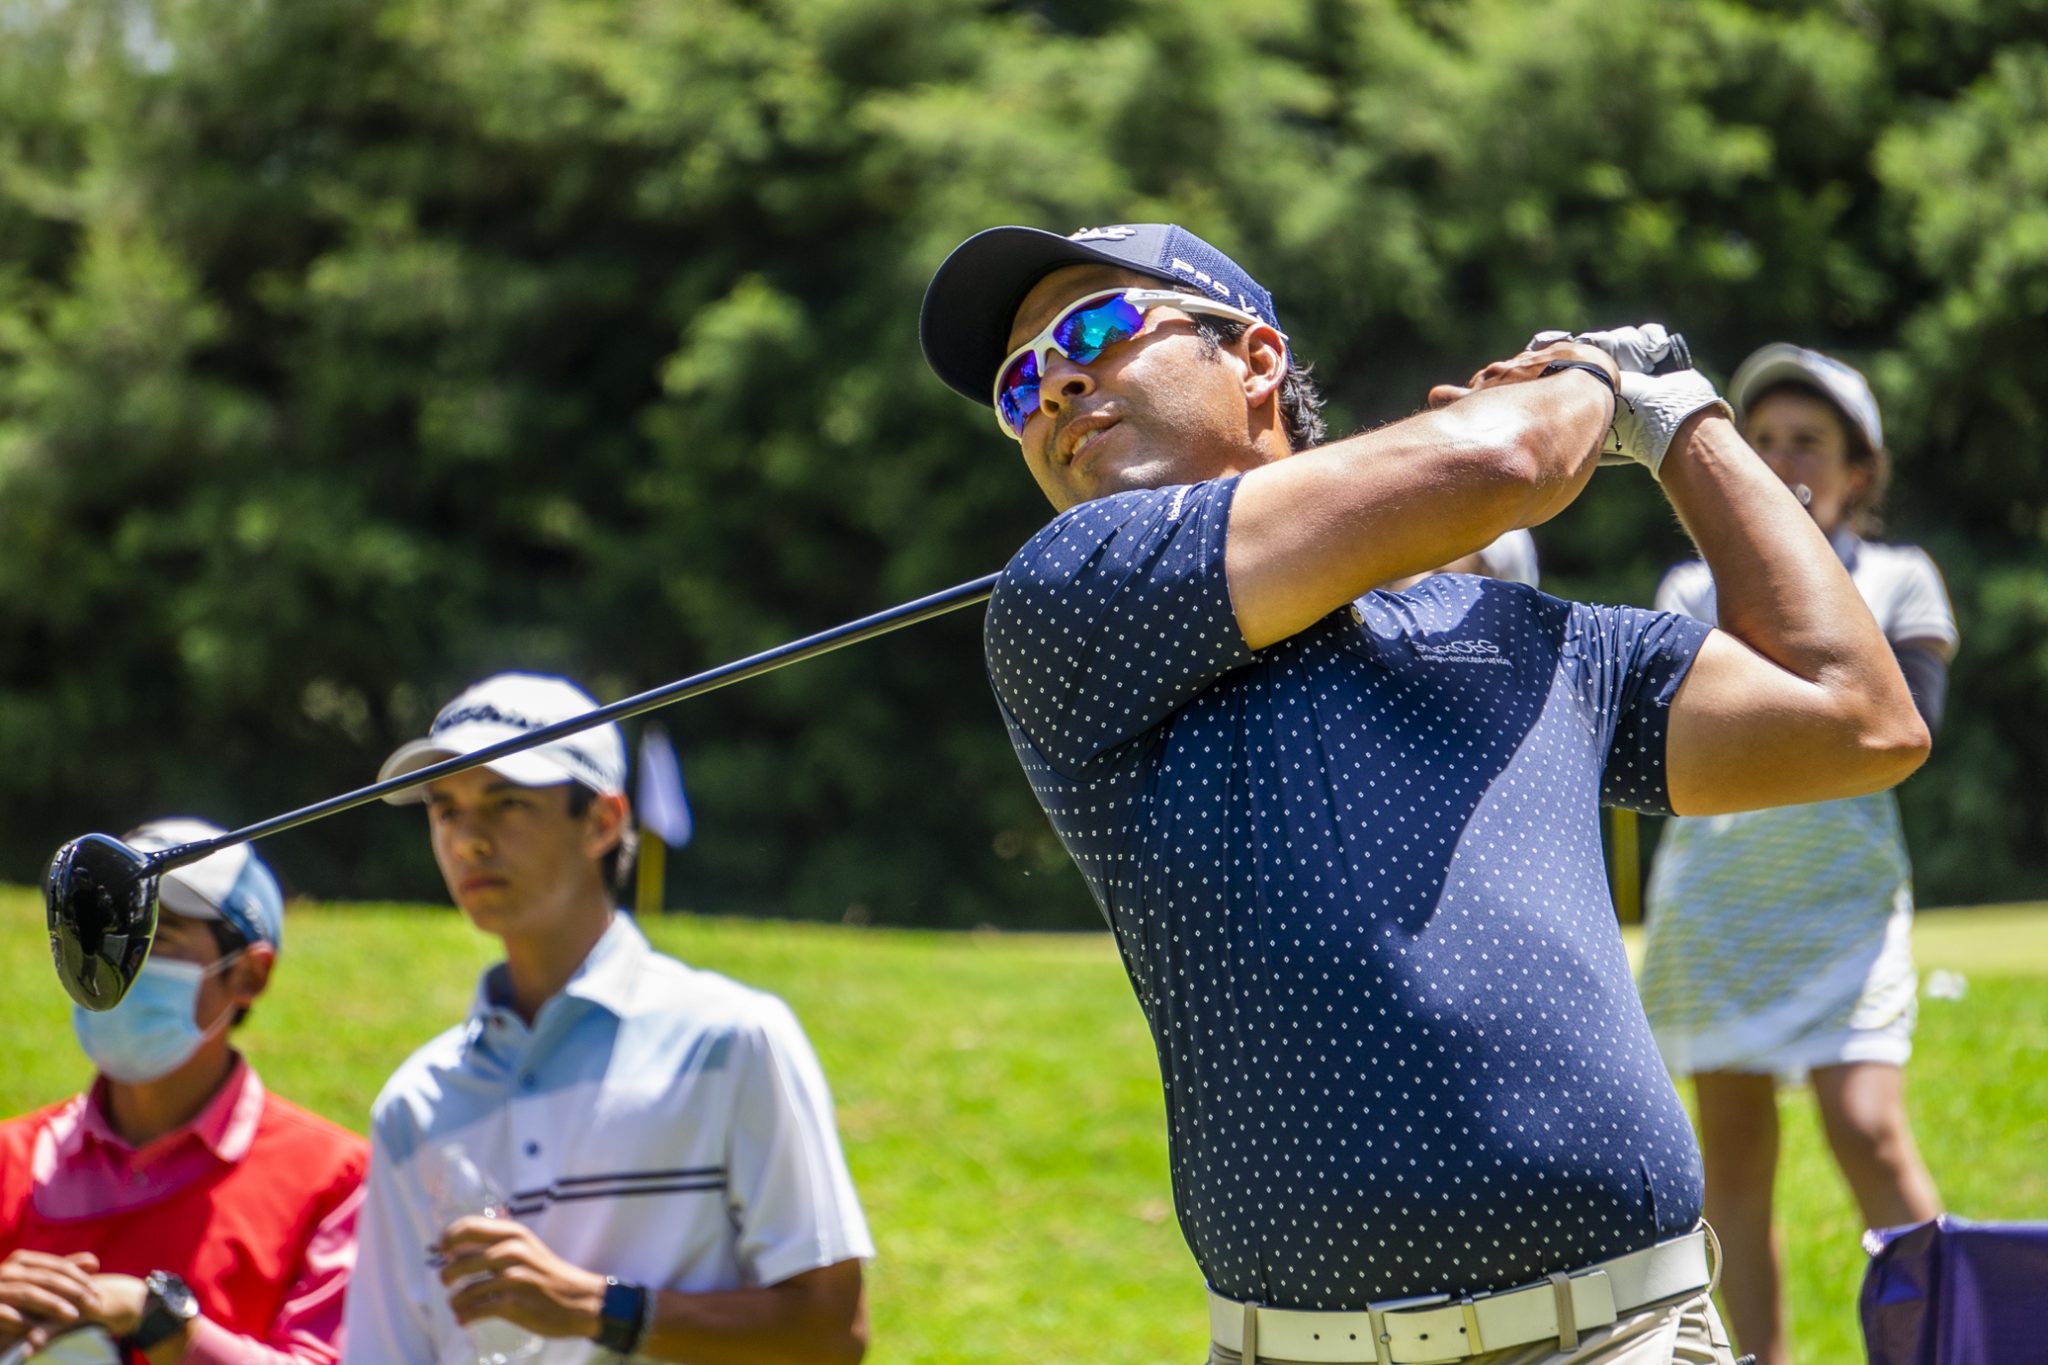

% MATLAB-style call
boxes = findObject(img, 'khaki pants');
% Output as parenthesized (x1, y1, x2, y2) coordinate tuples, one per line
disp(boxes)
(1209, 1290, 1739, 1365)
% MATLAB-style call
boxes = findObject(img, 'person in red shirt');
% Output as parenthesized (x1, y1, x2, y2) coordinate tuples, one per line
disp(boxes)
(0, 820, 367, 1364)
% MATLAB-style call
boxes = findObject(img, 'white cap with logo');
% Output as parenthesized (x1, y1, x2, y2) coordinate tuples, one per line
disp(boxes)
(1728, 343, 1884, 453)
(377, 672, 627, 804)
(126, 818, 286, 948)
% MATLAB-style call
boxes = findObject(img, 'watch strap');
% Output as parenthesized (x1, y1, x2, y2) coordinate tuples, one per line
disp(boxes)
(125, 1271, 198, 1353)
(594, 1276, 648, 1355)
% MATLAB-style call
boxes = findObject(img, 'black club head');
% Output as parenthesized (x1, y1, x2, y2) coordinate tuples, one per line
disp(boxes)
(45, 833, 162, 1011)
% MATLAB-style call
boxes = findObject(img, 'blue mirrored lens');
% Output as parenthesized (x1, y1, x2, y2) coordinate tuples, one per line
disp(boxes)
(995, 294, 1151, 437)
(997, 349, 1041, 435)
(1053, 295, 1146, 362)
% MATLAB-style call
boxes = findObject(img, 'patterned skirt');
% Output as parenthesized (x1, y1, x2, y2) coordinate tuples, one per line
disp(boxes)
(1637, 792, 1918, 1078)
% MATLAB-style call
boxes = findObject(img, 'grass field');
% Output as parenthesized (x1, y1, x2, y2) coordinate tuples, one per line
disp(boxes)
(5, 891, 2045, 1363)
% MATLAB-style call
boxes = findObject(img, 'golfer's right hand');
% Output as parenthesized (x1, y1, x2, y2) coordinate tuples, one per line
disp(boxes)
(439, 1217, 606, 1339)
(1427, 339, 1620, 407)
(0, 1249, 100, 1345)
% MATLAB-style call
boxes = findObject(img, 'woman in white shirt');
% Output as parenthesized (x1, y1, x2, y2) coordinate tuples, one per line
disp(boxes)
(1637, 344, 1955, 1365)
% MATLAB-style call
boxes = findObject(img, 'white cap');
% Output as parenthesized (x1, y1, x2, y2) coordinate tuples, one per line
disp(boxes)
(377, 672, 627, 805)
(1728, 343, 1884, 453)
(125, 818, 286, 948)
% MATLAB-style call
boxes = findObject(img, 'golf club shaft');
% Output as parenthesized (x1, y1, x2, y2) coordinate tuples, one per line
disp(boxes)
(145, 573, 1000, 874)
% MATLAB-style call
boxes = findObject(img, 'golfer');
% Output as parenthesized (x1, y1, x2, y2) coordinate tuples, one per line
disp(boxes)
(341, 672, 871, 1365)
(1636, 345, 1955, 1365)
(919, 223, 1929, 1364)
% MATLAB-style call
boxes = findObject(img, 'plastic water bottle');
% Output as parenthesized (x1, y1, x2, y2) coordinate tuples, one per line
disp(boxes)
(426, 1143, 544, 1365)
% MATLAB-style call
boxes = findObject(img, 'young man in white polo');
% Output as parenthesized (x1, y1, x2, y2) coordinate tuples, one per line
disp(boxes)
(341, 672, 871, 1365)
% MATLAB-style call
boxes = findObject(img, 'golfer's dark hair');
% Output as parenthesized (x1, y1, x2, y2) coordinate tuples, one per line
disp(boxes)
(205, 919, 253, 1028)
(1191, 317, 1328, 451)
(566, 781, 638, 894)
(1747, 378, 1893, 535)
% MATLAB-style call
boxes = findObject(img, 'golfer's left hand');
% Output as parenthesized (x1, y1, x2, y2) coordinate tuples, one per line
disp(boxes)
(79, 1272, 148, 1337)
(1428, 340, 1618, 408)
(439, 1217, 608, 1339)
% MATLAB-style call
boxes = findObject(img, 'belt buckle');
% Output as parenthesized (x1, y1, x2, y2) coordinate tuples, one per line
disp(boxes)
(1364, 1291, 1450, 1365)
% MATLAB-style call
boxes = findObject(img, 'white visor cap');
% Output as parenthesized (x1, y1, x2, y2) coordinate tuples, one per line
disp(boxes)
(125, 818, 286, 948)
(1728, 343, 1884, 454)
(377, 672, 627, 805)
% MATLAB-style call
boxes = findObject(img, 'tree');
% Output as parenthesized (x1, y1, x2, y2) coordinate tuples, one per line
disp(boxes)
(1, 0, 2040, 923)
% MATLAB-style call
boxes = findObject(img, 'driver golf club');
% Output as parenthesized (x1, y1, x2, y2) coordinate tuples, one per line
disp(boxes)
(47, 572, 999, 1010)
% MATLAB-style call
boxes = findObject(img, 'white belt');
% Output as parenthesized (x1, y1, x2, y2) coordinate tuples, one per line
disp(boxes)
(1208, 1227, 1715, 1365)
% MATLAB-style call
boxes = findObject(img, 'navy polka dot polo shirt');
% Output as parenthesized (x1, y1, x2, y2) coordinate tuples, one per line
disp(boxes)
(985, 476, 1711, 1309)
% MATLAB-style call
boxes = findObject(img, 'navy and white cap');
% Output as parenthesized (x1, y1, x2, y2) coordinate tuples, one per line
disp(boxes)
(920, 222, 1282, 404)
(377, 672, 627, 805)
(126, 818, 285, 950)
(1729, 343, 1884, 453)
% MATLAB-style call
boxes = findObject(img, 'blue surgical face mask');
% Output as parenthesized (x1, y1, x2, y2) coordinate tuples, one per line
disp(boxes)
(71, 951, 242, 1084)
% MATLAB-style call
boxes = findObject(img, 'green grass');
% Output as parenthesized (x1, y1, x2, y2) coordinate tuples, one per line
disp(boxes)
(6, 893, 2045, 1364)
(1619, 912, 2048, 1362)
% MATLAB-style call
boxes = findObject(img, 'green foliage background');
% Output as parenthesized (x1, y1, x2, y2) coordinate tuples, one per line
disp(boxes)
(2, 0, 2044, 923)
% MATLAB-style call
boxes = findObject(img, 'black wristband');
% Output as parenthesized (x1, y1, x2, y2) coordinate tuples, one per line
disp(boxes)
(595, 1276, 649, 1355)
(1540, 358, 1619, 395)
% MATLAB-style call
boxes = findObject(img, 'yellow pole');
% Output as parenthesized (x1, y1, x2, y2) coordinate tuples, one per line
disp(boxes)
(1610, 808, 1641, 925)
(634, 830, 666, 917)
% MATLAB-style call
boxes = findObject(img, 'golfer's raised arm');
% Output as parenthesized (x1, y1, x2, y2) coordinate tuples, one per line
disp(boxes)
(1658, 412, 1930, 813)
(1226, 347, 1616, 650)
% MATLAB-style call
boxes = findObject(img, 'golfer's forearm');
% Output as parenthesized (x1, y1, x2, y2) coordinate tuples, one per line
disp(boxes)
(637, 1278, 865, 1365)
(1493, 370, 1612, 525)
(1893, 642, 1948, 737)
(1660, 414, 1926, 760)
(171, 1315, 329, 1365)
(1227, 374, 1607, 648)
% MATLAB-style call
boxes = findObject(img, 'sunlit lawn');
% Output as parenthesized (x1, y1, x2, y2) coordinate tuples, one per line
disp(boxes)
(5, 891, 2043, 1363)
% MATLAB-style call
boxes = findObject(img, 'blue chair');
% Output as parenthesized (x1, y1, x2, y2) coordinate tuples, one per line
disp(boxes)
(1861, 1216, 2048, 1364)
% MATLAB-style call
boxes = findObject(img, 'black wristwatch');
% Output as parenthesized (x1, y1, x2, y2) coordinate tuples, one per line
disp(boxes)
(125, 1270, 200, 1352)
(594, 1275, 649, 1355)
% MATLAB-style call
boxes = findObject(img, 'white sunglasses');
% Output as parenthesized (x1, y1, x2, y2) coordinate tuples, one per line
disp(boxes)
(992, 288, 1283, 439)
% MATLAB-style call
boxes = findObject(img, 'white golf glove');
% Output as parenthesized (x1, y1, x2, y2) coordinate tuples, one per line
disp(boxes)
(1529, 323, 1689, 375)
(1604, 370, 1733, 479)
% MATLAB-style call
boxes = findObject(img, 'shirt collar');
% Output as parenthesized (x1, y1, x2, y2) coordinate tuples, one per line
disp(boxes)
(78, 1054, 265, 1165)
(466, 911, 649, 1031)
(1828, 524, 1863, 570)
(560, 912, 649, 1015)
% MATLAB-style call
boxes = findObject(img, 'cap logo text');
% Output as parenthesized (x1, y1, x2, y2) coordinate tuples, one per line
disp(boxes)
(433, 703, 613, 783)
(435, 702, 544, 734)
(1167, 256, 1256, 314)
(1069, 225, 1136, 241)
